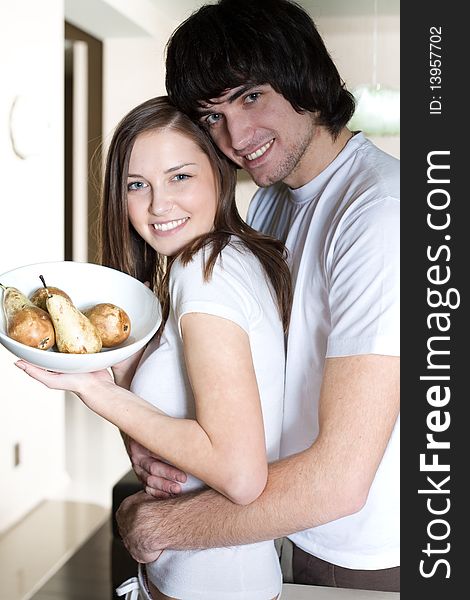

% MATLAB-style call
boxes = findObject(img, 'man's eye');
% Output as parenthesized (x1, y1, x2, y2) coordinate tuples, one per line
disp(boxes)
(205, 113, 222, 126)
(127, 181, 147, 191)
(245, 92, 261, 104)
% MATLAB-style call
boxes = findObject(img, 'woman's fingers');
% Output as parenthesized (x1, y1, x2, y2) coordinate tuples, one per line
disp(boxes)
(15, 360, 62, 388)
(14, 360, 110, 395)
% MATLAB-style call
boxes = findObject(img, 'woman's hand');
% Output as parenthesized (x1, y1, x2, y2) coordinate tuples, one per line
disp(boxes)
(15, 360, 113, 402)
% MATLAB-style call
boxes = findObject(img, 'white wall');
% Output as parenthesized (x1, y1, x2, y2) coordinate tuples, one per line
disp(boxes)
(0, 0, 67, 533)
(102, 36, 169, 145)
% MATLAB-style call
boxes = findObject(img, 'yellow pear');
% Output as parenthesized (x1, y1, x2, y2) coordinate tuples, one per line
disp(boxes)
(30, 285, 72, 312)
(1, 283, 55, 350)
(84, 303, 131, 348)
(46, 293, 102, 354)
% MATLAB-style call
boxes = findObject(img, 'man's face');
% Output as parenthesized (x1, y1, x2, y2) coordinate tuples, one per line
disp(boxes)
(198, 84, 316, 188)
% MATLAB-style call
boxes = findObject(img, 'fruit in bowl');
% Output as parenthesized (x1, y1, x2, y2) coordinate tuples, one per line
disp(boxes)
(83, 303, 131, 348)
(1, 284, 55, 350)
(42, 281, 104, 354)
(0, 261, 161, 373)
(30, 285, 71, 311)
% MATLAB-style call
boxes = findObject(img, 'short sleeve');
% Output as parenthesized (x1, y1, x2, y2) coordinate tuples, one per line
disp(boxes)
(326, 196, 400, 357)
(169, 244, 261, 338)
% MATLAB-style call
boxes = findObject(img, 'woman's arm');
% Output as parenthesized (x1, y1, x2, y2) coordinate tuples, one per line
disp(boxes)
(179, 312, 268, 504)
(17, 312, 267, 506)
(103, 313, 267, 505)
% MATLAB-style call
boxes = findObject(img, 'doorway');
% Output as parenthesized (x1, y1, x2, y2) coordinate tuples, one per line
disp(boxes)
(64, 22, 103, 264)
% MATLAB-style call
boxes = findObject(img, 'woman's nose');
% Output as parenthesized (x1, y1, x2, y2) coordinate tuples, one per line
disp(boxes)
(150, 193, 174, 216)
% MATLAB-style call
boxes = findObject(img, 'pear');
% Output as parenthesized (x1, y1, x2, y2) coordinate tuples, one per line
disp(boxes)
(35, 275, 102, 354)
(30, 285, 71, 312)
(83, 303, 131, 348)
(46, 293, 102, 354)
(1, 283, 55, 350)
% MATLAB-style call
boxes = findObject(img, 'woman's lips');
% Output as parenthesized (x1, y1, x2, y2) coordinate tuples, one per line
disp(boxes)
(151, 217, 189, 236)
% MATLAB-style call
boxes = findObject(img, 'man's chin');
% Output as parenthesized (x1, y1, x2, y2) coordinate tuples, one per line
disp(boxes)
(246, 160, 292, 187)
(250, 172, 283, 188)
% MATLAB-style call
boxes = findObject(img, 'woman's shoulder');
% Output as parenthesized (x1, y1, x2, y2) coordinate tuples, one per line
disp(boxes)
(171, 235, 258, 284)
(169, 236, 263, 332)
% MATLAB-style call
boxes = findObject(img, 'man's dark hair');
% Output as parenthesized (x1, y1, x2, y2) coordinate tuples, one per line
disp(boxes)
(165, 0, 355, 137)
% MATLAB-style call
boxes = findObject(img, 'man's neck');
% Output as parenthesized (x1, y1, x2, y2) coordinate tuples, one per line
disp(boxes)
(284, 127, 354, 189)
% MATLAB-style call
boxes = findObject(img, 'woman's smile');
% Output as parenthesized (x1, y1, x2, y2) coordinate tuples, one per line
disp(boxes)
(152, 217, 190, 235)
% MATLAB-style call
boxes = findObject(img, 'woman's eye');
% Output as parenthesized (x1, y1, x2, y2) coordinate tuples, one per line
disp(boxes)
(173, 174, 190, 182)
(127, 181, 147, 191)
(205, 113, 222, 126)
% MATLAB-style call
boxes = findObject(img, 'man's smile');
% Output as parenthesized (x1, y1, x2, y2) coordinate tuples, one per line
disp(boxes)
(245, 139, 275, 161)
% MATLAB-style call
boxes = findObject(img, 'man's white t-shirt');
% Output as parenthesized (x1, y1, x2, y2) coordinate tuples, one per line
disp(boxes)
(247, 132, 400, 570)
(131, 241, 285, 599)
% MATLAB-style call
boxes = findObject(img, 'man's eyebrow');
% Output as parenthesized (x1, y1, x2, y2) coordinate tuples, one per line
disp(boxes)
(226, 84, 257, 103)
(197, 85, 259, 116)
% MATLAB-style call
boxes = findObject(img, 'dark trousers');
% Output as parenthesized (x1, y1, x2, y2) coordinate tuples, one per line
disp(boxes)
(292, 544, 400, 592)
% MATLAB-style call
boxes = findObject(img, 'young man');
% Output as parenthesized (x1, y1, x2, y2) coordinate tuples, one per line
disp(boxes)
(117, 0, 400, 591)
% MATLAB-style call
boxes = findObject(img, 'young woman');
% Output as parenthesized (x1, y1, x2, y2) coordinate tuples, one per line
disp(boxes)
(16, 97, 291, 599)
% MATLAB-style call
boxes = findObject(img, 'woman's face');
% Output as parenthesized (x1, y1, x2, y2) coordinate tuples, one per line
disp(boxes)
(127, 128, 218, 257)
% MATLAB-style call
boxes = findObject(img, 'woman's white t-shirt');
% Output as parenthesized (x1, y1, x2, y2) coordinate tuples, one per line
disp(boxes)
(130, 239, 285, 599)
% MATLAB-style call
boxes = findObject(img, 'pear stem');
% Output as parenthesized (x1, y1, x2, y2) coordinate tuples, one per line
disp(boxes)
(0, 283, 6, 290)
(39, 274, 53, 299)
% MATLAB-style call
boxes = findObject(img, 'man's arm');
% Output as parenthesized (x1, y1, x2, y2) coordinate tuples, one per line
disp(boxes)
(117, 353, 399, 562)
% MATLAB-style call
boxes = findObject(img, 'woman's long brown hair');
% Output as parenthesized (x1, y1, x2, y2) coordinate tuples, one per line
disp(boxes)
(99, 96, 292, 336)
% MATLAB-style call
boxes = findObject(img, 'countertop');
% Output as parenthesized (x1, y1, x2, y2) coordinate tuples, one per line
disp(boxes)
(282, 584, 399, 599)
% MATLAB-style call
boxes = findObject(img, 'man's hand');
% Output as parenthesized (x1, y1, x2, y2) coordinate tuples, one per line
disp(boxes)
(124, 435, 187, 498)
(116, 491, 165, 563)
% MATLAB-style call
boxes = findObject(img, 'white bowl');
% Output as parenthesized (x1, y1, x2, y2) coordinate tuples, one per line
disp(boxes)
(0, 261, 161, 373)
